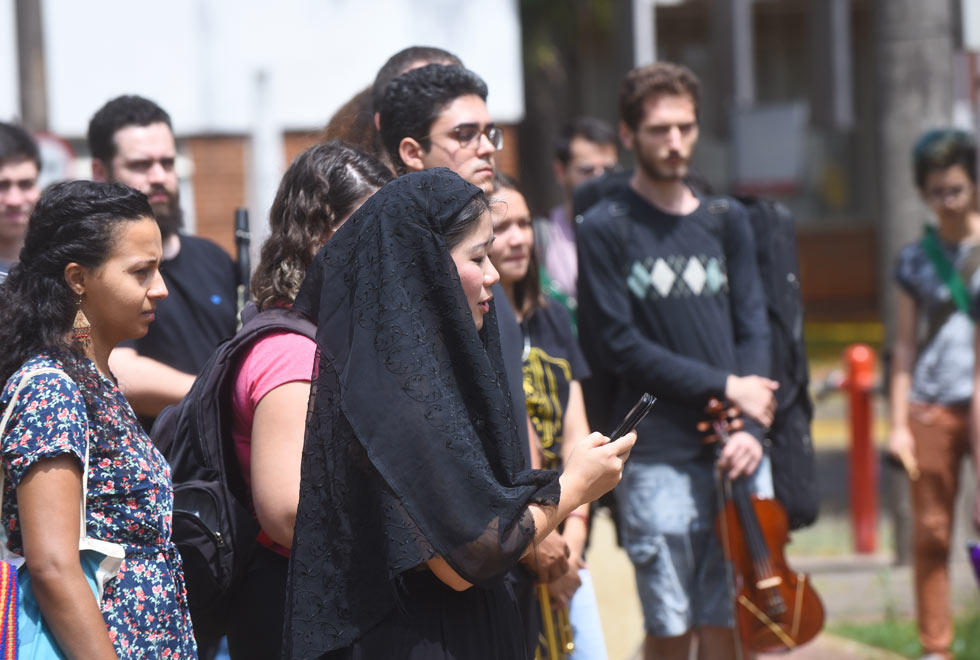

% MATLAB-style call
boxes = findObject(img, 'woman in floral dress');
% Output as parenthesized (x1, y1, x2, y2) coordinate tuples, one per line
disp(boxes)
(0, 180, 196, 658)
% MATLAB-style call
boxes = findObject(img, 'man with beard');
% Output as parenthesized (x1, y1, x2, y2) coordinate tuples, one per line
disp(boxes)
(0, 122, 41, 283)
(576, 63, 777, 660)
(89, 95, 238, 428)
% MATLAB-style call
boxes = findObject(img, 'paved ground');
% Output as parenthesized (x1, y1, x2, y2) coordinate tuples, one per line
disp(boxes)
(590, 511, 976, 660)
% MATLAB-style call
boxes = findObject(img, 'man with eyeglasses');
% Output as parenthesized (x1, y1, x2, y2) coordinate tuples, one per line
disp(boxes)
(536, 116, 619, 322)
(379, 63, 502, 194)
(378, 62, 573, 658)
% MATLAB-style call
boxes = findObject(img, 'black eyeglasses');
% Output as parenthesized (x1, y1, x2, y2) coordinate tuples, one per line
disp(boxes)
(425, 123, 503, 151)
(925, 185, 969, 203)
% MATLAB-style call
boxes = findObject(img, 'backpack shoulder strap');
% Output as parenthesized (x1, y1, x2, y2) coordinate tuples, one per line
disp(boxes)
(156, 305, 316, 473)
(603, 198, 633, 277)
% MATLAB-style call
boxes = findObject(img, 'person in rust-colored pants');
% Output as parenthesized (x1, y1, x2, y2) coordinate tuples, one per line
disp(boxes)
(889, 129, 980, 660)
(907, 403, 971, 658)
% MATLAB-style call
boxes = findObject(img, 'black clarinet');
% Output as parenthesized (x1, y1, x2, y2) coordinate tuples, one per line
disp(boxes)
(234, 207, 251, 321)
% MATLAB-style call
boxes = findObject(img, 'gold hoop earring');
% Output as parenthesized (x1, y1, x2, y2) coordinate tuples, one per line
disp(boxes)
(72, 297, 92, 347)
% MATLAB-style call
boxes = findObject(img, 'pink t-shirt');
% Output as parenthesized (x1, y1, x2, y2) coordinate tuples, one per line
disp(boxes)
(231, 330, 317, 487)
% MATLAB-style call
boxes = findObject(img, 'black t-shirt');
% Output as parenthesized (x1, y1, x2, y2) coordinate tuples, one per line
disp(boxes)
(492, 282, 531, 462)
(122, 234, 238, 375)
(522, 300, 589, 467)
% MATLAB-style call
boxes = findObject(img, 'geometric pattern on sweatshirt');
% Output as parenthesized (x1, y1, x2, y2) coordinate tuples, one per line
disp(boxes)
(627, 254, 728, 300)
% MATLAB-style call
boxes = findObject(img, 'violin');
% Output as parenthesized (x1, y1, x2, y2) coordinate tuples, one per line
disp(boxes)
(699, 399, 825, 654)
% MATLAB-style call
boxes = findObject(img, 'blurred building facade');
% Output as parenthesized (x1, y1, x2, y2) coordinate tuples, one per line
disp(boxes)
(1, 0, 526, 259)
(4, 0, 977, 325)
(632, 0, 973, 323)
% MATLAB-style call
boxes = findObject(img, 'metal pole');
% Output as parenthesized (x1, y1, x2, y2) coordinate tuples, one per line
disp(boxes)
(731, 0, 755, 109)
(632, 0, 656, 67)
(874, 0, 954, 338)
(14, 0, 48, 130)
(845, 344, 877, 554)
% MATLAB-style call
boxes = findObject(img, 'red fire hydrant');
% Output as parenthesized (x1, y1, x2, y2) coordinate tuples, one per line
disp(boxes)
(843, 344, 877, 554)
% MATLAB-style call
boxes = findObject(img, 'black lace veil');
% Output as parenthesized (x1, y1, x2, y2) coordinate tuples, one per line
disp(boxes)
(283, 169, 560, 658)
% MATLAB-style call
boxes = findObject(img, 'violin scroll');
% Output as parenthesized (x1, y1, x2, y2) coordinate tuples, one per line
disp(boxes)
(697, 398, 743, 444)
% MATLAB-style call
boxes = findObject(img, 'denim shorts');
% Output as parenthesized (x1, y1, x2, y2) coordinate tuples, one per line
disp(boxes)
(615, 455, 773, 637)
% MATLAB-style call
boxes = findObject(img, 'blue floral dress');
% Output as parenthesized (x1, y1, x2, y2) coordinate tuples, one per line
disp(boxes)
(0, 353, 197, 659)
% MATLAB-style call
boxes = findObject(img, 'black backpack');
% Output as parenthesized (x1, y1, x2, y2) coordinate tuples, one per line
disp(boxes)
(734, 196, 817, 530)
(150, 304, 316, 633)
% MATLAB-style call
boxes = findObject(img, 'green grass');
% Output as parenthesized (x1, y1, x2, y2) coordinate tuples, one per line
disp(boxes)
(830, 609, 980, 659)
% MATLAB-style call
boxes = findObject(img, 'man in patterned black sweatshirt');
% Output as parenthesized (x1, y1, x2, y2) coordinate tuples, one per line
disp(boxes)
(577, 62, 777, 660)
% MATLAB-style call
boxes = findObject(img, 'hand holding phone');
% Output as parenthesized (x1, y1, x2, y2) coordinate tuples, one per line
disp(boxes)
(609, 393, 656, 441)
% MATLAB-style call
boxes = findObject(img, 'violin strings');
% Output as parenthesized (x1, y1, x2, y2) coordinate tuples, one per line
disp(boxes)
(732, 483, 786, 614)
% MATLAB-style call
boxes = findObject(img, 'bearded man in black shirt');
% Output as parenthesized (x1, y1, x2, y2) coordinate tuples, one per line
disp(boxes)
(89, 96, 238, 429)
(577, 62, 778, 660)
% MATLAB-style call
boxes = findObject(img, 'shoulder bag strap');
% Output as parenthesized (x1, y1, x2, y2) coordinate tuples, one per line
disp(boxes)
(920, 226, 980, 348)
(0, 368, 99, 545)
(0, 368, 72, 559)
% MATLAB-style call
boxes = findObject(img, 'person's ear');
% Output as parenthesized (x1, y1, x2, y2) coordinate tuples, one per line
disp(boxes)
(91, 159, 110, 183)
(64, 262, 88, 297)
(619, 121, 635, 152)
(554, 160, 569, 189)
(399, 137, 427, 172)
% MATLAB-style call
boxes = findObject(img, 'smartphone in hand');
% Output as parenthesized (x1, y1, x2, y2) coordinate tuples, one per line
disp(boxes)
(609, 393, 656, 441)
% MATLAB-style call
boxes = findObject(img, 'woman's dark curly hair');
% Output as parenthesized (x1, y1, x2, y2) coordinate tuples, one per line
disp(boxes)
(0, 180, 153, 386)
(251, 140, 392, 310)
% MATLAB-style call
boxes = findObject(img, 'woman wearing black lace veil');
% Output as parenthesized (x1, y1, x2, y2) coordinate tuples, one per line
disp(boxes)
(283, 168, 634, 659)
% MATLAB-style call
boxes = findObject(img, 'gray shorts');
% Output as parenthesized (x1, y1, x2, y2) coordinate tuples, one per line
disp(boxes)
(616, 455, 773, 637)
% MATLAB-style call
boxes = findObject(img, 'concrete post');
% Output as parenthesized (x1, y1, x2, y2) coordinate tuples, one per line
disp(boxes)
(710, 0, 755, 136)
(632, 0, 657, 67)
(809, 0, 854, 131)
(874, 0, 954, 565)
(875, 0, 954, 332)
(14, 0, 48, 131)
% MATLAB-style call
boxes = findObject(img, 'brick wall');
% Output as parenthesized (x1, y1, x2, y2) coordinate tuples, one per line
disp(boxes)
(284, 130, 322, 164)
(797, 224, 879, 321)
(497, 125, 519, 179)
(187, 131, 322, 258)
(186, 135, 247, 257)
(187, 124, 519, 259)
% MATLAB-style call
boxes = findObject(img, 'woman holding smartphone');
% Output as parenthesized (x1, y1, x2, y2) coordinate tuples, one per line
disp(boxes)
(282, 168, 635, 660)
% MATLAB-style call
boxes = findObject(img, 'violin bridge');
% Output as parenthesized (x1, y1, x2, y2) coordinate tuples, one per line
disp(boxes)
(755, 576, 782, 589)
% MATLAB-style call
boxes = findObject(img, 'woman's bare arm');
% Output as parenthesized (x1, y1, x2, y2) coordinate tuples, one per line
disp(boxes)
(18, 456, 118, 660)
(250, 381, 310, 548)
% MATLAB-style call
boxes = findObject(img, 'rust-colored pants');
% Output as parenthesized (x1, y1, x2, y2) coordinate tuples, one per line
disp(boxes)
(907, 401, 972, 659)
